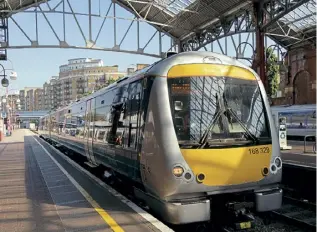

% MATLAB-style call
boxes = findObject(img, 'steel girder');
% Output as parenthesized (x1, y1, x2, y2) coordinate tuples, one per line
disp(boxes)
(0, 0, 177, 59)
(181, 0, 314, 51)
(0, 0, 313, 57)
(181, 9, 255, 51)
(259, 0, 310, 30)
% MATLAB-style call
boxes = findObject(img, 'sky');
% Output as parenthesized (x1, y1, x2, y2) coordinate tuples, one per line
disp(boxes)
(0, 0, 280, 94)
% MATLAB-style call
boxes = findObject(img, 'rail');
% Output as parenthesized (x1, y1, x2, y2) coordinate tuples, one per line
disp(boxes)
(304, 135, 316, 153)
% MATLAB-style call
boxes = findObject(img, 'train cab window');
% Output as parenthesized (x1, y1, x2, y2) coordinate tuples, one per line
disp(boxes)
(167, 76, 271, 145)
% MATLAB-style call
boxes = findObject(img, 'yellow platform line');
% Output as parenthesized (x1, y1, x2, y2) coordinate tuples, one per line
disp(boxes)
(33, 137, 124, 232)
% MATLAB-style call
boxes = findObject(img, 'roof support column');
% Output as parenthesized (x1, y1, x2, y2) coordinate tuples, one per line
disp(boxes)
(253, 1, 267, 92)
(177, 39, 184, 53)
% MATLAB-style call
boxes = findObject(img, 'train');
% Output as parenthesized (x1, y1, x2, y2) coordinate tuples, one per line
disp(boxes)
(270, 104, 316, 139)
(39, 51, 283, 227)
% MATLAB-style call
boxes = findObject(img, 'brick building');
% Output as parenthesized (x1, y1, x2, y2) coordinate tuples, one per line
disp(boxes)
(272, 44, 316, 105)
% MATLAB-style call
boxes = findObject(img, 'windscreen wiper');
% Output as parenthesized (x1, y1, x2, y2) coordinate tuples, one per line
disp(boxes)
(198, 108, 225, 148)
(198, 93, 226, 148)
(221, 92, 259, 144)
(226, 107, 259, 144)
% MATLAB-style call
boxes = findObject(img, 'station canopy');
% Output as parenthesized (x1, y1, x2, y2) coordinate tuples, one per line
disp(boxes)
(0, 0, 316, 49)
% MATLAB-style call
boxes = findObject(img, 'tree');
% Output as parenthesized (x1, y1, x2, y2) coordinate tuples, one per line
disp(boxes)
(107, 78, 116, 84)
(94, 83, 107, 91)
(82, 91, 92, 97)
(265, 47, 279, 97)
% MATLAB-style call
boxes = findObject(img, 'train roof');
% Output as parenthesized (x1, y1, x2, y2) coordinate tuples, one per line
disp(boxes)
(146, 51, 256, 78)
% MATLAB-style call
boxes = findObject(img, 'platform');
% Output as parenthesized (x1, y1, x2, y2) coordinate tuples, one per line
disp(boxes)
(0, 129, 172, 232)
(281, 140, 316, 168)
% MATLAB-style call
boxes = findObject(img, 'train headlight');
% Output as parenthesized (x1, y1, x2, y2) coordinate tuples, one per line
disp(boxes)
(173, 166, 184, 177)
(270, 163, 278, 174)
(274, 157, 282, 169)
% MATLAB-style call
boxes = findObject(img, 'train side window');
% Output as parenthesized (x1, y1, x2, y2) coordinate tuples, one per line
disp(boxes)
(95, 104, 111, 143)
(107, 104, 124, 145)
(83, 99, 96, 140)
(290, 112, 307, 128)
(106, 84, 129, 146)
(71, 102, 86, 139)
(307, 110, 316, 129)
(126, 80, 143, 149)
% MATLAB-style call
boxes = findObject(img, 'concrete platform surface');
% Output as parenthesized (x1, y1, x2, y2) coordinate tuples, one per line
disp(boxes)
(0, 129, 172, 232)
(0, 128, 28, 143)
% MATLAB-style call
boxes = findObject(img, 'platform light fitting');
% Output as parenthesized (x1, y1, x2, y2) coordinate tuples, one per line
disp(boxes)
(1, 77, 9, 87)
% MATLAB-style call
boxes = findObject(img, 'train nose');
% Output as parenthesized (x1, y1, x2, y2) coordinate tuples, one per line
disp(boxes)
(181, 145, 273, 186)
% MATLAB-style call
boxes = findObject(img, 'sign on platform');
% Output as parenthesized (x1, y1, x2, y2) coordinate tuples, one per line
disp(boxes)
(278, 117, 292, 150)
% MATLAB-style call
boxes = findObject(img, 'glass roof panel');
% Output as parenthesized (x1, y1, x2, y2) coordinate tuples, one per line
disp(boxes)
(279, 0, 316, 32)
(153, 0, 197, 16)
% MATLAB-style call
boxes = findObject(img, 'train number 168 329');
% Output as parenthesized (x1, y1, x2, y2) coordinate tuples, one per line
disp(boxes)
(248, 147, 270, 155)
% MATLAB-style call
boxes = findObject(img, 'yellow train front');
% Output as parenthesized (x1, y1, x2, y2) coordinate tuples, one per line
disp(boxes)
(137, 52, 283, 226)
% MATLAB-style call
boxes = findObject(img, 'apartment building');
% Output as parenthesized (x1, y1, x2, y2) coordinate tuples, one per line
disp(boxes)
(18, 87, 41, 111)
(127, 63, 149, 75)
(58, 58, 126, 105)
(34, 88, 44, 111)
(0, 94, 19, 111)
(26, 89, 35, 111)
(18, 59, 150, 111)
(19, 90, 25, 111)
(42, 76, 60, 110)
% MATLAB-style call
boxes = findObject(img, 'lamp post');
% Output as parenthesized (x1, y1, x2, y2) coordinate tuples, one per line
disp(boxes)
(0, 63, 9, 88)
(0, 60, 18, 88)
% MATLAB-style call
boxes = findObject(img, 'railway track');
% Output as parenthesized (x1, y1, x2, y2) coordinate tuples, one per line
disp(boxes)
(269, 196, 316, 231)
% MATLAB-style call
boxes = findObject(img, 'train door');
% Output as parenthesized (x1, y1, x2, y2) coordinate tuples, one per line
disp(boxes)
(84, 98, 98, 166)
